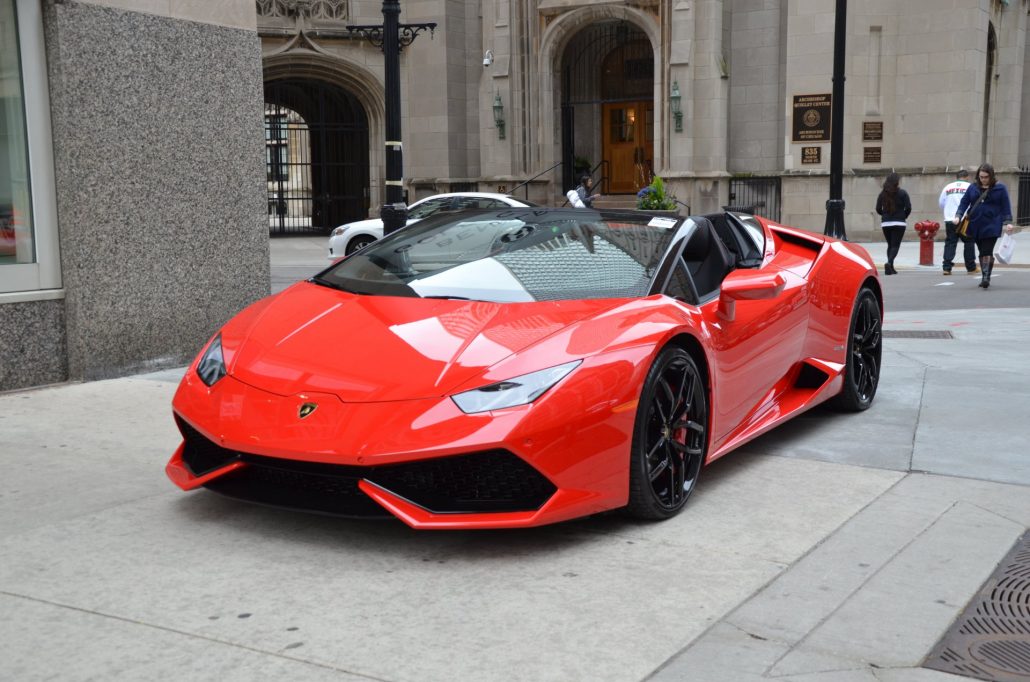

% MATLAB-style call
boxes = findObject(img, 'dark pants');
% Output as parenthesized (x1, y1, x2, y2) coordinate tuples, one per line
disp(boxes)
(942, 221, 976, 272)
(882, 225, 905, 265)
(976, 236, 998, 259)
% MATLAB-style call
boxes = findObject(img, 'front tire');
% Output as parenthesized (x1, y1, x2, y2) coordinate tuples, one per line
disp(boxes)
(346, 235, 377, 256)
(832, 287, 882, 411)
(627, 346, 708, 520)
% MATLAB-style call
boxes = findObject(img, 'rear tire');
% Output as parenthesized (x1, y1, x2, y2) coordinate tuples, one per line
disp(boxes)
(627, 346, 708, 520)
(831, 288, 882, 412)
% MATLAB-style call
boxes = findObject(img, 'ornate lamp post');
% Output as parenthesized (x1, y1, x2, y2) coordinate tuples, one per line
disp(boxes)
(823, 0, 847, 240)
(670, 81, 682, 133)
(348, 2, 436, 234)
(492, 94, 505, 140)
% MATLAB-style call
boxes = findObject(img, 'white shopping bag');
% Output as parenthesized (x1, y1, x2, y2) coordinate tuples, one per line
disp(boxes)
(995, 232, 1016, 265)
(565, 189, 585, 208)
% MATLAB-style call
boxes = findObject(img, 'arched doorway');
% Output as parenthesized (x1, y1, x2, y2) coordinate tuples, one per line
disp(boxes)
(264, 79, 369, 234)
(560, 21, 653, 195)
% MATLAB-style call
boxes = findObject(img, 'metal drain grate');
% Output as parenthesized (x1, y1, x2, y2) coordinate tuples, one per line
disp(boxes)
(883, 330, 955, 339)
(924, 531, 1030, 681)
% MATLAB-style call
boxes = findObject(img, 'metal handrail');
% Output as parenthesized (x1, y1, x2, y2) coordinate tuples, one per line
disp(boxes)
(509, 160, 563, 201)
(592, 160, 610, 195)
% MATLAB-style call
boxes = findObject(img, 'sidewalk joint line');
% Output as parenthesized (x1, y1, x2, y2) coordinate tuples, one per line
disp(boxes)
(0, 591, 392, 682)
(762, 497, 960, 675)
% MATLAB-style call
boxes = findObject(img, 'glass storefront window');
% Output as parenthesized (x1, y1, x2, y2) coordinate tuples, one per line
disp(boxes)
(0, 0, 34, 266)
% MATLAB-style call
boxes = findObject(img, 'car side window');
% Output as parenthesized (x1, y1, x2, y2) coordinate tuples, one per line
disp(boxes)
(479, 199, 508, 209)
(407, 198, 450, 219)
(450, 197, 478, 211)
(665, 260, 699, 305)
(727, 213, 766, 263)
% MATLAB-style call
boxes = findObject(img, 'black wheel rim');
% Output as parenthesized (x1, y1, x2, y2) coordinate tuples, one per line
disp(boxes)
(643, 355, 706, 510)
(850, 295, 882, 403)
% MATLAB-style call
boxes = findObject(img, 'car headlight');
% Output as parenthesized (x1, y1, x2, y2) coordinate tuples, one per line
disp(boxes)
(332, 226, 347, 236)
(451, 360, 582, 414)
(196, 333, 227, 387)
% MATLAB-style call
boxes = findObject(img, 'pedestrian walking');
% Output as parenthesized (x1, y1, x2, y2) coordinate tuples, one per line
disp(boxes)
(939, 168, 976, 275)
(875, 172, 911, 275)
(576, 174, 601, 209)
(954, 163, 1015, 289)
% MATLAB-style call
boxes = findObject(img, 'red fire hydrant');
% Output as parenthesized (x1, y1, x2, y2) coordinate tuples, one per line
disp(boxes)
(915, 220, 940, 266)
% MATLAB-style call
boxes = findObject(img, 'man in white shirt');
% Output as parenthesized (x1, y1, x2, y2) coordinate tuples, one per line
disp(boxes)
(938, 168, 977, 275)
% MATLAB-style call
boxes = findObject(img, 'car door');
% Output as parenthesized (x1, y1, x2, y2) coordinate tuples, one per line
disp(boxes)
(702, 265, 808, 449)
(666, 236, 808, 449)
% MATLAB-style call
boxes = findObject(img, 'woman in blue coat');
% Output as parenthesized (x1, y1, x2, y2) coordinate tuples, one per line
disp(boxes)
(955, 163, 1015, 289)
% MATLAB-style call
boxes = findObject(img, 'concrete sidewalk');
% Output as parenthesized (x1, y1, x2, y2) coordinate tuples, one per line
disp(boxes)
(861, 229, 1030, 271)
(2, 242, 1028, 680)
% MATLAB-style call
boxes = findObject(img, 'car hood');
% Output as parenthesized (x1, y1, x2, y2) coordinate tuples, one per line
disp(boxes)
(339, 217, 385, 232)
(338, 217, 420, 233)
(229, 281, 618, 402)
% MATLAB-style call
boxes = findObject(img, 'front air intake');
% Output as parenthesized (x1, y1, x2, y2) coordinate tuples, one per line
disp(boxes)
(174, 416, 556, 517)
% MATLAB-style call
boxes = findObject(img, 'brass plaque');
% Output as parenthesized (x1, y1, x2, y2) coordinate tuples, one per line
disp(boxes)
(863, 121, 883, 141)
(792, 94, 831, 142)
(801, 146, 822, 164)
(864, 147, 882, 163)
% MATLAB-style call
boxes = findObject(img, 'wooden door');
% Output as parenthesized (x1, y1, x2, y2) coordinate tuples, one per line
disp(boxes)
(602, 101, 654, 194)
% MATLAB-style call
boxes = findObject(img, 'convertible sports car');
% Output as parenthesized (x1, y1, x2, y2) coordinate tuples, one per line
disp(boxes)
(167, 207, 882, 529)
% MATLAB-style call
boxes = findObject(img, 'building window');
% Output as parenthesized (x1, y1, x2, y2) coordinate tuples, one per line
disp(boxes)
(0, 0, 60, 296)
(0, 0, 32, 267)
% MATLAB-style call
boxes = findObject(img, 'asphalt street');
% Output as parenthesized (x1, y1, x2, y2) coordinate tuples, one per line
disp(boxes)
(1, 232, 1028, 681)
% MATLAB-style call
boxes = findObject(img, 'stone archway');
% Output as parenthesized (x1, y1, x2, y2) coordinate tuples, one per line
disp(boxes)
(538, 7, 662, 193)
(263, 53, 386, 229)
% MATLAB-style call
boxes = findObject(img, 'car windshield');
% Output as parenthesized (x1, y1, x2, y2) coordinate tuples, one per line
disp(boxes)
(315, 209, 681, 302)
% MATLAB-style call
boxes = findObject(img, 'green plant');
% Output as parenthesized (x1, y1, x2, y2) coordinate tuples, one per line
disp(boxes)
(636, 176, 678, 211)
(573, 156, 592, 175)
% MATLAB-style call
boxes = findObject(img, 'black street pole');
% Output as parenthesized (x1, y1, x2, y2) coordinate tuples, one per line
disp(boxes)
(824, 0, 847, 240)
(382, 0, 403, 218)
(348, 3, 436, 235)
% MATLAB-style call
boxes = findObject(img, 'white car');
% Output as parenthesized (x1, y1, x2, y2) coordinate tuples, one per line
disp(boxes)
(327, 192, 539, 259)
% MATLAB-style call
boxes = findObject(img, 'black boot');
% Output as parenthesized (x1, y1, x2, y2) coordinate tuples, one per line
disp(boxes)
(979, 256, 992, 288)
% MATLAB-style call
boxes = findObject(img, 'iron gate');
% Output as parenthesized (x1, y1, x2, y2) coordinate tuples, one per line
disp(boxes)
(727, 177, 782, 221)
(265, 80, 369, 235)
(1018, 166, 1030, 225)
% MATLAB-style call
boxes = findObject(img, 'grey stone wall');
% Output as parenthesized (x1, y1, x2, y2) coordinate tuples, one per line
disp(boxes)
(43, 1, 269, 381)
(0, 300, 67, 392)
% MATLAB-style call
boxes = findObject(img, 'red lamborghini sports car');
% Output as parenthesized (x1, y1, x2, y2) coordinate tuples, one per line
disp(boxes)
(167, 207, 882, 529)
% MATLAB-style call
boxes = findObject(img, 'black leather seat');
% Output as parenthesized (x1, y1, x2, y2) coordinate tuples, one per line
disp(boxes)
(682, 217, 736, 298)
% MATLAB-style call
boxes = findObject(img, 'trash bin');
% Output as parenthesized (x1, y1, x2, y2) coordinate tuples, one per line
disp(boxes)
(380, 202, 408, 236)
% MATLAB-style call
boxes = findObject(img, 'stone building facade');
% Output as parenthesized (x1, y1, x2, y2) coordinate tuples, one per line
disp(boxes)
(2, 0, 1028, 391)
(256, 0, 1030, 238)
(0, 0, 268, 391)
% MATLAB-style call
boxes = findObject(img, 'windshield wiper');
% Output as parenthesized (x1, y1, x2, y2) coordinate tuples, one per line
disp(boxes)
(309, 276, 367, 294)
(422, 294, 472, 300)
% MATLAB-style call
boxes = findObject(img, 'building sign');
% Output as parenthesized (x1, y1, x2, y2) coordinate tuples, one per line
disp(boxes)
(864, 147, 882, 164)
(792, 94, 831, 142)
(863, 121, 883, 141)
(801, 146, 822, 164)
